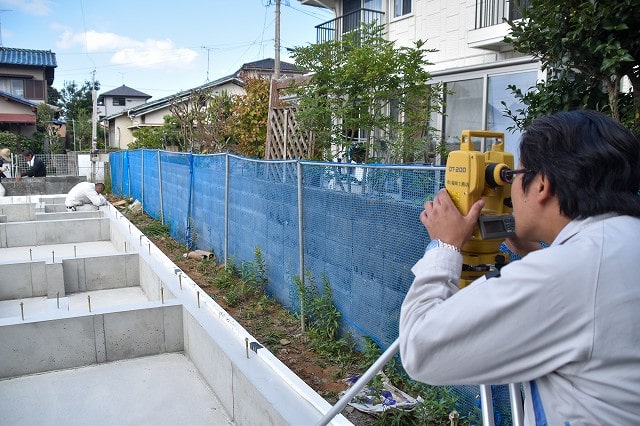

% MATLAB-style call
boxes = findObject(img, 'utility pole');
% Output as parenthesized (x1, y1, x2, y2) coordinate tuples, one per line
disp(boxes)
(91, 70, 98, 182)
(274, 0, 281, 80)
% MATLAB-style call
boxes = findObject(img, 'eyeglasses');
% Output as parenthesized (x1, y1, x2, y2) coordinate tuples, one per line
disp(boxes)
(501, 168, 532, 185)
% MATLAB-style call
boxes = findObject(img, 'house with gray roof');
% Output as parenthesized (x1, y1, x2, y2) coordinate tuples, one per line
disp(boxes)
(0, 47, 57, 136)
(102, 58, 305, 150)
(97, 85, 152, 119)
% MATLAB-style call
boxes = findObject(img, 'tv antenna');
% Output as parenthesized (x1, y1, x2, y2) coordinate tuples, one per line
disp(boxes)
(201, 46, 214, 82)
(0, 10, 12, 47)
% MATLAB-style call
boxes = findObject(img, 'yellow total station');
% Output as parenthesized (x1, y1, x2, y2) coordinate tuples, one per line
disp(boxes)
(445, 130, 516, 287)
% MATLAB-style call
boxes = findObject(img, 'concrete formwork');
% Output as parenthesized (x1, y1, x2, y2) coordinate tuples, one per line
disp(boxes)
(0, 195, 351, 425)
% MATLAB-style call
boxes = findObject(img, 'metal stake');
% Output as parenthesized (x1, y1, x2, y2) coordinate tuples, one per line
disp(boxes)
(197, 291, 200, 308)
(179, 274, 182, 290)
(74, 245, 77, 257)
(88, 295, 92, 312)
(245, 338, 249, 359)
(52, 251, 55, 262)
(20, 302, 24, 320)
(124, 242, 127, 253)
(29, 248, 32, 261)
(161, 287, 164, 304)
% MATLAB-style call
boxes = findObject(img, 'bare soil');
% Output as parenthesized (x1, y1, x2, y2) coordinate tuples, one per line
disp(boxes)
(112, 196, 376, 425)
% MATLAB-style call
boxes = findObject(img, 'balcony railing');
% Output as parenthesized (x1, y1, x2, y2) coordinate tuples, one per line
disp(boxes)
(315, 8, 385, 43)
(475, 0, 531, 29)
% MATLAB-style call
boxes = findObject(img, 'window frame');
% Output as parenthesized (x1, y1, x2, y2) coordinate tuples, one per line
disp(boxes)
(392, 0, 412, 18)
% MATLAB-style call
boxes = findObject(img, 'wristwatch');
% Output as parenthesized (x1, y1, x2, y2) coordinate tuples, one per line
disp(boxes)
(426, 239, 461, 253)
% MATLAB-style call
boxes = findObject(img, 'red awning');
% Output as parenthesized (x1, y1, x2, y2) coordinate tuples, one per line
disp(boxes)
(0, 113, 36, 124)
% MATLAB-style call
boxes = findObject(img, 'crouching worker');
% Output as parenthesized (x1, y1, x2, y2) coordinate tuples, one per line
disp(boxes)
(65, 181, 107, 211)
(398, 110, 640, 424)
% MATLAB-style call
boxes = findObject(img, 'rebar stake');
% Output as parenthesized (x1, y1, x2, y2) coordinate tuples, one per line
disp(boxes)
(197, 291, 200, 308)
(20, 302, 24, 320)
(179, 274, 182, 290)
(29, 248, 32, 261)
(128, 224, 131, 234)
(245, 338, 249, 359)
(139, 235, 144, 246)
(148, 243, 151, 255)
(52, 251, 55, 263)
(88, 295, 92, 312)
(449, 411, 459, 426)
(124, 241, 127, 253)
(74, 245, 77, 258)
(161, 287, 164, 304)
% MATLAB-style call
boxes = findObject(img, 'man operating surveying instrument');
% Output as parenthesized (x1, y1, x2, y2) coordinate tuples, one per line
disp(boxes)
(399, 110, 640, 424)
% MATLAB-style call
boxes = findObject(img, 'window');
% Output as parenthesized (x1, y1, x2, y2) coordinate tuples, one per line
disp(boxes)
(0, 78, 25, 97)
(112, 96, 126, 106)
(393, 0, 411, 18)
(436, 67, 539, 162)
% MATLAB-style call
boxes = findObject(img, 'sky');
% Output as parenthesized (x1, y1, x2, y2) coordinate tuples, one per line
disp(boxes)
(0, 0, 333, 100)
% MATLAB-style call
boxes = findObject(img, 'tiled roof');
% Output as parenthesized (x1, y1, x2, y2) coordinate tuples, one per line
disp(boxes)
(99, 85, 152, 99)
(240, 58, 300, 73)
(0, 47, 57, 67)
(0, 89, 39, 107)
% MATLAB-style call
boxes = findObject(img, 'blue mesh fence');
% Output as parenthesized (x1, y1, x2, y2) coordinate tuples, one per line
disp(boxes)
(109, 149, 514, 422)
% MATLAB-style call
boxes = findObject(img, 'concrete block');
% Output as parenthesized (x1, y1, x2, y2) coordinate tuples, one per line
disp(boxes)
(0, 316, 98, 379)
(183, 311, 234, 416)
(30, 262, 47, 297)
(63, 254, 139, 294)
(45, 262, 65, 298)
(103, 306, 168, 362)
(0, 263, 34, 300)
(84, 254, 139, 291)
(162, 304, 183, 353)
(62, 258, 83, 294)
(35, 218, 110, 245)
(5, 222, 36, 247)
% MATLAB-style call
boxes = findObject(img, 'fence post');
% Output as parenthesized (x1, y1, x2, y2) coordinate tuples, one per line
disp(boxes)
(186, 152, 194, 249)
(224, 153, 229, 267)
(297, 160, 305, 331)
(158, 150, 164, 225)
(141, 149, 145, 211)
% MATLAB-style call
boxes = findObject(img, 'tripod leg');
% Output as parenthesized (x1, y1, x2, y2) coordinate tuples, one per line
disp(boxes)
(479, 384, 495, 426)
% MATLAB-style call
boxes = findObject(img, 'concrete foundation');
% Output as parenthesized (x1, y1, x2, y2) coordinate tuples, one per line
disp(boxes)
(0, 175, 87, 196)
(0, 195, 351, 425)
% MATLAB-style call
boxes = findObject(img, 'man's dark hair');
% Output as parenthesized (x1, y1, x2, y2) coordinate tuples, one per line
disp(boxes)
(518, 110, 640, 219)
(22, 150, 33, 157)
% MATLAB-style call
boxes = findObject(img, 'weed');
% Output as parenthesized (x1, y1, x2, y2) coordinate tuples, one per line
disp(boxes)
(239, 246, 268, 295)
(294, 271, 355, 363)
(140, 221, 171, 238)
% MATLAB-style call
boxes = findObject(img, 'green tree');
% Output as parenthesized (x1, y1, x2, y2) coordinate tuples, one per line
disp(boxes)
(57, 80, 99, 121)
(129, 115, 182, 150)
(505, 0, 640, 133)
(36, 103, 64, 153)
(228, 76, 270, 158)
(290, 23, 444, 163)
(57, 80, 100, 150)
(48, 86, 61, 106)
